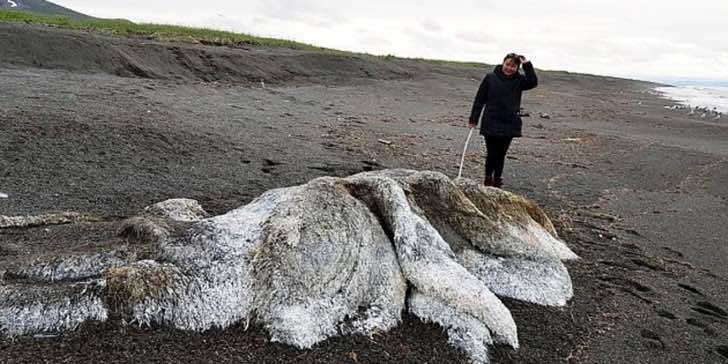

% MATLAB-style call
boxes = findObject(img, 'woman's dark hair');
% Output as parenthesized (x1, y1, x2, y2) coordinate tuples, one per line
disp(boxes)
(504, 53, 522, 65)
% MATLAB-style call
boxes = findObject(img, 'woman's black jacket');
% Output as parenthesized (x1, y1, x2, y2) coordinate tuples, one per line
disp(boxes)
(469, 62, 538, 138)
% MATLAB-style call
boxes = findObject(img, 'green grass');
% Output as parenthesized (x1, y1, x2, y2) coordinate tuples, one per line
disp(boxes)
(0, 9, 484, 69)
(0, 10, 324, 50)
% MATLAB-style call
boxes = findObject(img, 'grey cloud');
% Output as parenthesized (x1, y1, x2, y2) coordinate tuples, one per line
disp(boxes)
(358, 35, 392, 48)
(456, 30, 496, 44)
(403, 26, 459, 55)
(257, 0, 345, 23)
(421, 18, 443, 33)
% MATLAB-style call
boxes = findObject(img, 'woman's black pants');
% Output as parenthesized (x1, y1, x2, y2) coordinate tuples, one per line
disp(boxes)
(484, 136, 513, 178)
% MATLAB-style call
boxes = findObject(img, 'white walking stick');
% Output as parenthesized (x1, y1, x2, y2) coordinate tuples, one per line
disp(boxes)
(457, 128, 474, 179)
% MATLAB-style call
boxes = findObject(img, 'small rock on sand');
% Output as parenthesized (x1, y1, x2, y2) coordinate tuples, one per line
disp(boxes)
(0, 192, 8, 199)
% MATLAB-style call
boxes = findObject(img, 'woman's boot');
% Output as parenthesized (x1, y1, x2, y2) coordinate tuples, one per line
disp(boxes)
(493, 177, 504, 188)
(484, 176, 494, 186)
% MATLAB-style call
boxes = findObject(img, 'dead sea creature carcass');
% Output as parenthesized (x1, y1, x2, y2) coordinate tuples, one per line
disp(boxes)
(0, 169, 578, 364)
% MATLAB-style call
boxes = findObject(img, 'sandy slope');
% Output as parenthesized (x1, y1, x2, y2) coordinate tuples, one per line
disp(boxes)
(1, 22, 727, 363)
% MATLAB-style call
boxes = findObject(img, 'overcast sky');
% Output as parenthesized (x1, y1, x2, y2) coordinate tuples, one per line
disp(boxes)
(55, 0, 728, 82)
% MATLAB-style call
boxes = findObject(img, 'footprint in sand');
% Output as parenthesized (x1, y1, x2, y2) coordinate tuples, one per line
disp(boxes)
(361, 160, 383, 172)
(715, 345, 728, 359)
(307, 164, 336, 173)
(686, 318, 707, 328)
(677, 283, 704, 296)
(640, 328, 665, 349)
(631, 258, 665, 271)
(263, 159, 284, 167)
(656, 309, 677, 320)
(261, 159, 284, 174)
(691, 301, 728, 320)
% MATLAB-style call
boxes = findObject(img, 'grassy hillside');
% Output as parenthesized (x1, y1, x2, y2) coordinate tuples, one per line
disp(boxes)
(0, 9, 485, 70)
(0, 9, 329, 50)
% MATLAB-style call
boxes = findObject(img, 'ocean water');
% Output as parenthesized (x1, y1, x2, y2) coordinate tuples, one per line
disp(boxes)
(655, 85, 728, 114)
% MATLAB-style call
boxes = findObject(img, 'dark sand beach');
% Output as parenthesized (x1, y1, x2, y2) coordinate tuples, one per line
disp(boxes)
(1, 22, 727, 363)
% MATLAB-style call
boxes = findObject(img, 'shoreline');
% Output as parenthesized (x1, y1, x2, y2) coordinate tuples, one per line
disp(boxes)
(653, 85, 728, 115)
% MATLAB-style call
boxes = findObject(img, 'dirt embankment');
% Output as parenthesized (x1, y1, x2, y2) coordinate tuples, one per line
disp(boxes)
(0, 22, 486, 85)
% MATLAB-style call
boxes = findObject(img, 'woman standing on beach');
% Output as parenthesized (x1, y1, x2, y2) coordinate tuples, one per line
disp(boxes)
(468, 53, 538, 188)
